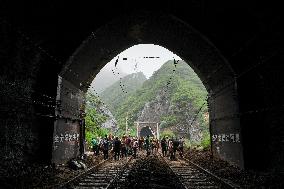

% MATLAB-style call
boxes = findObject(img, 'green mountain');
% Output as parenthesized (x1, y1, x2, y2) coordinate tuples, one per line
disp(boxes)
(98, 72, 147, 114)
(87, 60, 209, 146)
(112, 60, 208, 143)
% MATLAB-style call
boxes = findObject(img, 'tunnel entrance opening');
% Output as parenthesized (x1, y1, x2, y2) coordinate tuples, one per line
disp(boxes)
(52, 12, 243, 168)
(140, 127, 154, 138)
(83, 44, 209, 154)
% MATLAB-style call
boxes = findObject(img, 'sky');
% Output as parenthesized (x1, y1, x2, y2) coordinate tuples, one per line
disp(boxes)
(90, 44, 182, 93)
(105, 44, 181, 78)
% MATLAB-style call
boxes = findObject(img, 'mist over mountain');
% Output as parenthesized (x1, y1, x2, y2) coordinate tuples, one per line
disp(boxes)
(90, 66, 128, 93)
(99, 72, 147, 113)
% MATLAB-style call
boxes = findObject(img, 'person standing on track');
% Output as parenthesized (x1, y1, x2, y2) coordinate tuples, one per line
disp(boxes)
(178, 137, 185, 158)
(138, 137, 143, 151)
(165, 136, 169, 157)
(151, 137, 155, 154)
(125, 135, 131, 156)
(91, 137, 98, 156)
(102, 135, 109, 160)
(113, 137, 121, 160)
(161, 136, 167, 157)
(172, 137, 180, 160)
(168, 139, 174, 160)
(109, 134, 114, 159)
(145, 135, 150, 156)
(121, 136, 127, 158)
(132, 137, 139, 158)
(155, 137, 159, 153)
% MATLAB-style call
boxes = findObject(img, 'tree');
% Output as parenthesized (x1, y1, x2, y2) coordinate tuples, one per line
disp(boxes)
(160, 129, 176, 139)
(85, 91, 109, 144)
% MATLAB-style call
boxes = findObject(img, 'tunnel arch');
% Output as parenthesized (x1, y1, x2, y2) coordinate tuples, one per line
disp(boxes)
(54, 12, 243, 167)
(61, 12, 235, 93)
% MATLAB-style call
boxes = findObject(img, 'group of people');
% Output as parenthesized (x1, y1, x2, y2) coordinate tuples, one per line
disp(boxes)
(161, 136, 185, 160)
(90, 134, 185, 161)
(90, 134, 140, 160)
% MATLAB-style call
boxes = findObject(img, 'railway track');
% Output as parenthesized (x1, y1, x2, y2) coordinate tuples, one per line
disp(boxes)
(57, 151, 239, 189)
(159, 153, 240, 189)
(60, 154, 139, 189)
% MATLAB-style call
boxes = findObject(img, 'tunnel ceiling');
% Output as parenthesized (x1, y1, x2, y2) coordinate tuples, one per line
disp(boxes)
(1, 0, 281, 79)
(60, 12, 235, 94)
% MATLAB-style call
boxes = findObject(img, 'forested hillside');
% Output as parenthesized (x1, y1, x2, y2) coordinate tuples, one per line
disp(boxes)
(86, 60, 209, 147)
(85, 72, 147, 142)
(113, 60, 208, 145)
(85, 91, 111, 144)
(99, 72, 147, 113)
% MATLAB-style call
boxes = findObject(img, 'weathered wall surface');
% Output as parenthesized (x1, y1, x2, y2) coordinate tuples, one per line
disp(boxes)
(0, 20, 59, 177)
(209, 84, 244, 168)
(52, 77, 85, 164)
(0, 1, 283, 176)
(235, 30, 284, 170)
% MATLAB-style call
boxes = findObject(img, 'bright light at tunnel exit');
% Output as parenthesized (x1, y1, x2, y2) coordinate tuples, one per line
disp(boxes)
(94, 44, 181, 80)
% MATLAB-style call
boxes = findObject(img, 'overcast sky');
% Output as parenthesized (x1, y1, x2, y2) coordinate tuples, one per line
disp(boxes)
(104, 44, 181, 78)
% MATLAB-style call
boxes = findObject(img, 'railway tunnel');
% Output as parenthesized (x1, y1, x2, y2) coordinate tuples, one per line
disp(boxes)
(48, 12, 243, 167)
(0, 0, 283, 184)
(140, 127, 154, 138)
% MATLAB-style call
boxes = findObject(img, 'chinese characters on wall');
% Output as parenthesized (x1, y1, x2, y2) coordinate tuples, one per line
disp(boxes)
(54, 133, 80, 143)
(212, 133, 240, 143)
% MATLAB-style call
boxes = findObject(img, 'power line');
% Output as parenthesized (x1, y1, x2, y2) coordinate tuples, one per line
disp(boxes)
(187, 95, 209, 131)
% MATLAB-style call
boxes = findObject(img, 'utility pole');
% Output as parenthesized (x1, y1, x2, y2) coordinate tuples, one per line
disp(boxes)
(125, 112, 128, 135)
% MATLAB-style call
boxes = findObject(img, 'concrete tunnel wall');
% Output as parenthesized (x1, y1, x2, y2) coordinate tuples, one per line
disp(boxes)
(1, 1, 283, 175)
(58, 12, 244, 167)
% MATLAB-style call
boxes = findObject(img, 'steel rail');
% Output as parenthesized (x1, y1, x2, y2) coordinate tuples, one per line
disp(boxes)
(105, 156, 133, 189)
(184, 157, 241, 189)
(156, 152, 188, 189)
(159, 151, 240, 189)
(47, 158, 108, 189)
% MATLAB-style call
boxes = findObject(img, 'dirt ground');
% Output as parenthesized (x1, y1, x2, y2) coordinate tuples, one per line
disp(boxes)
(184, 149, 284, 188)
(0, 152, 103, 189)
(125, 155, 184, 189)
